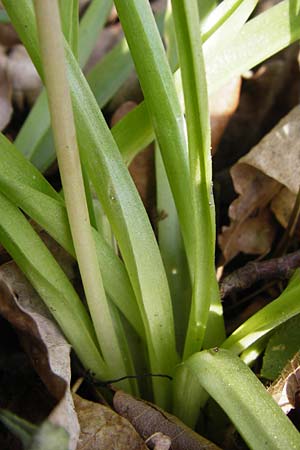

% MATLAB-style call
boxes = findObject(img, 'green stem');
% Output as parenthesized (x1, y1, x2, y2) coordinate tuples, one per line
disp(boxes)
(33, 0, 128, 384)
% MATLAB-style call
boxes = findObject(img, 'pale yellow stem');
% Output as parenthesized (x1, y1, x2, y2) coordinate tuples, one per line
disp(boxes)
(34, 0, 127, 381)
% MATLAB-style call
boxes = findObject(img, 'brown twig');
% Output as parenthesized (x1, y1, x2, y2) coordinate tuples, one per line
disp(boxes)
(220, 250, 300, 299)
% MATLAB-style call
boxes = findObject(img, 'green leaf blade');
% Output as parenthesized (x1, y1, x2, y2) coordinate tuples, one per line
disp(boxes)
(0, 132, 144, 339)
(114, 0, 194, 272)
(223, 270, 300, 354)
(114, 0, 300, 163)
(174, 348, 300, 449)
(170, 0, 221, 357)
(0, 191, 108, 379)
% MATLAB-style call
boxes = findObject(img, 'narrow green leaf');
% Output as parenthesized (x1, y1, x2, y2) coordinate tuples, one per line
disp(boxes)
(29, 421, 69, 450)
(78, 0, 113, 68)
(157, 10, 191, 355)
(261, 315, 300, 380)
(166, 0, 254, 74)
(87, 37, 133, 108)
(163, 1, 178, 71)
(82, 166, 98, 229)
(0, 409, 36, 448)
(112, 101, 153, 164)
(15, 91, 50, 167)
(0, 132, 144, 338)
(202, 0, 258, 57)
(174, 349, 300, 449)
(155, 146, 191, 355)
(114, 0, 300, 163)
(0, 9, 10, 22)
(207, 0, 300, 94)
(171, 0, 217, 357)
(0, 412, 70, 450)
(58, 0, 79, 58)
(197, 0, 217, 22)
(0, 191, 108, 379)
(222, 270, 300, 354)
(114, 0, 194, 274)
(109, 302, 140, 396)
(240, 334, 270, 366)
(0, 132, 61, 200)
(202, 280, 226, 348)
(202, 0, 255, 41)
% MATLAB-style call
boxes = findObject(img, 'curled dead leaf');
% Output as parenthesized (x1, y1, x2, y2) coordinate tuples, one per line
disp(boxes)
(210, 76, 242, 155)
(228, 165, 280, 222)
(237, 105, 300, 195)
(6, 44, 41, 108)
(113, 390, 221, 450)
(219, 209, 276, 262)
(73, 394, 148, 450)
(219, 105, 300, 262)
(219, 164, 279, 262)
(270, 186, 300, 232)
(110, 100, 137, 127)
(0, 260, 79, 450)
(0, 22, 20, 47)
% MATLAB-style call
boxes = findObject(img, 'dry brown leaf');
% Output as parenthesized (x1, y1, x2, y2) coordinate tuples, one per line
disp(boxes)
(107, 5, 118, 23)
(219, 210, 276, 262)
(110, 100, 137, 126)
(0, 261, 79, 450)
(210, 76, 242, 155)
(74, 394, 148, 450)
(113, 390, 221, 450)
(0, 46, 12, 130)
(229, 165, 280, 223)
(6, 44, 41, 108)
(219, 165, 279, 262)
(237, 105, 300, 195)
(270, 186, 299, 230)
(219, 105, 300, 262)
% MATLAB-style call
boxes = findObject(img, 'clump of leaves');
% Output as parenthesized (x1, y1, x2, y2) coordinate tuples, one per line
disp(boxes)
(0, 0, 300, 449)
